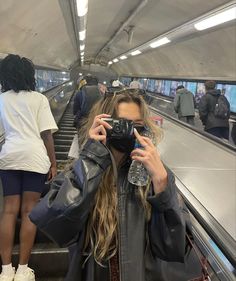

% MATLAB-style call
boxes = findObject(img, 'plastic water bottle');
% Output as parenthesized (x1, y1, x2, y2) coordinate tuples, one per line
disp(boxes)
(128, 130, 153, 186)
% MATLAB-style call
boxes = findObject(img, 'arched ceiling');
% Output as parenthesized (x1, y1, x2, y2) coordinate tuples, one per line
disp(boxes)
(0, 0, 235, 81)
(0, 0, 77, 69)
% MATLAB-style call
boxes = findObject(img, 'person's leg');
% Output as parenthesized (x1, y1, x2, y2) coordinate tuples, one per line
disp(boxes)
(0, 170, 21, 269)
(18, 191, 41, 265)
(206, 127, 222, 138)
(187, 116, 195, 126)
(178, 116, 187, 123)
(221, 127, 229, 140)
(0, 195, 21, 264)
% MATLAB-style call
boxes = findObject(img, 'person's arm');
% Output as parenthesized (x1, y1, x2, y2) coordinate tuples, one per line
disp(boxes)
(40, 129, 57, 180)
(131, 130, 185, 262)
(30, 114, 113, 247)
(73, 91, 82, 115)
(174, 93, 180, 113)
(30, 138, 112, 247)
(147, 168, 186, 262)
(198, 95, 208, 124)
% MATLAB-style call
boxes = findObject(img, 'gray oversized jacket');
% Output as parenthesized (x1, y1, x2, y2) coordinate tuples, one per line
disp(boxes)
(174, 88, 195, 118)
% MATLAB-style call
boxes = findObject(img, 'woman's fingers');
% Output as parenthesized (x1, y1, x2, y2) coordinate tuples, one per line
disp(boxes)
(131, 148, 146, 158)
(93, 124, 107, 136)
(134, 128, 151, 148)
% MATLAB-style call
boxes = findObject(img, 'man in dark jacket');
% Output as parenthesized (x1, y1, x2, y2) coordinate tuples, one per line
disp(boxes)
(198, 80, 230, 139)
(174, 86, 195, 125)
(73, 75, 101, 128)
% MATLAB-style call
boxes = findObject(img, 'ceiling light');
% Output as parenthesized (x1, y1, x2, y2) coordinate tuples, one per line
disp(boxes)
(194, 6, 236, 31)
(103, 81, 107, 84)
(80, 45, 85, 51)
(79, 73, 83, 76)
(113, 58, 119, 63)
(79, 30, 86, 41)
(120, 55, 127, 60)
(108, 61, 113, 65)
(81, 52, 84, 56)
(131, 50, 141, 56)
(76, 0, 88, 17)
(150, 37, 171, 48)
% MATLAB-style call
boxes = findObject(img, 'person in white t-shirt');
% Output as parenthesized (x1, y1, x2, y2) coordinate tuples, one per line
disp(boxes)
(129, 78, 142, 89)
(0, 54, 58, 281)
(112, 79, 124, 88)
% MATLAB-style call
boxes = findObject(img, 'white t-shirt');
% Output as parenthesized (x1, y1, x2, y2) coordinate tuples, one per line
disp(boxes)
(0, 90, 58, 174)
(129, 80, 142, 89)
(112, 80, 123, 87)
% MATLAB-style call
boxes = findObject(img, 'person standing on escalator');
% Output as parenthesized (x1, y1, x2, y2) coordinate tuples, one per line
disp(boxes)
(174, 85, 195, 125)
(0, 54, 58, 281)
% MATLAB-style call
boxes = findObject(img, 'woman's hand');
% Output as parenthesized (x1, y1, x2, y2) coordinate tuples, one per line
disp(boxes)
(88, 114, 112, 145)
(130, 129, 168, 194)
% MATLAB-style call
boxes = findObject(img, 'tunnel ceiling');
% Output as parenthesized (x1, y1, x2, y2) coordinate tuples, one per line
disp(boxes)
(0, 0, 235, 80)
(0, 0, 77, 69)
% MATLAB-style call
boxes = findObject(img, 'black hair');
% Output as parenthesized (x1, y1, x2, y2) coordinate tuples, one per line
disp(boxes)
(176, 85, 184, 91)
(204, 80, 216, 90)
(0, 54, 36, 93)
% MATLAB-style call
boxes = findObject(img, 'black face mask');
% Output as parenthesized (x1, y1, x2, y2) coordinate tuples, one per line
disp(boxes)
(108, 137, 135, 154)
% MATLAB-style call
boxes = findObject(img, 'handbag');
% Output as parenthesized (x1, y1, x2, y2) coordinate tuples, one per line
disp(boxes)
(29, 139, 113, 247)
(29, 168, 83, 247)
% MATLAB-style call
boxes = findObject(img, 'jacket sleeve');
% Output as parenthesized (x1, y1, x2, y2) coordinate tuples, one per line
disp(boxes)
(73, 91, 82, 115)
(173, 93, 180, 113)
(198, 95, 208, 125)
(30, 139, 112, 247)
(147, 167, 186, 262)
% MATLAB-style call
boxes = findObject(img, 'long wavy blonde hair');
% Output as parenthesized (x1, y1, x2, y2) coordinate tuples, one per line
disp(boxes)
(79, 89, 163, 264)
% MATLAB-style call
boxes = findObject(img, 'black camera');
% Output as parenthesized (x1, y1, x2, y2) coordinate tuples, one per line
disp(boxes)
(102, 118, 134, 138)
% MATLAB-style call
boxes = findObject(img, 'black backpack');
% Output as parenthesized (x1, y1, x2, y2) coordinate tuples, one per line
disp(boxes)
(214, 95, 230, 119)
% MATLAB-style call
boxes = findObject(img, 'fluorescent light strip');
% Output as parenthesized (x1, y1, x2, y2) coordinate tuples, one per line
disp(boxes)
(150, 37, 171, 48)
(76, 0, 88, 17)
(79, 30, 86, 41)
(113, 58, 119, 63)
(131, 50, 141, 56)
(194, 6, 236, 31)
(120, 55, 127, 60)
(108, 61, 113, 65)
(80, 45, 85, 51)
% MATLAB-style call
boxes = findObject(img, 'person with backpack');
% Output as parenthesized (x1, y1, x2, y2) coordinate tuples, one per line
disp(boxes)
(198, 80, 230, 139)
(73, 75, 102, 129)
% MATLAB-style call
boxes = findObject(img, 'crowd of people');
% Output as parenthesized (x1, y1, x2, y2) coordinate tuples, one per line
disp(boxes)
(0, 53, 234, 281)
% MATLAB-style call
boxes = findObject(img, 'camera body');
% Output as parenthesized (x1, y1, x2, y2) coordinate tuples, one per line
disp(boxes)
(102, 118, 134, 138)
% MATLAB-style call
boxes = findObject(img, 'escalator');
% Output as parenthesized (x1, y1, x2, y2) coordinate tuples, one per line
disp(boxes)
(0, 85, 235, 280)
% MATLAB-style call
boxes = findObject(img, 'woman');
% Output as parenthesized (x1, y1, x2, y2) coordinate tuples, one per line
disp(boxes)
(32, 90, 186, 281)
(0, 54, 58, 281)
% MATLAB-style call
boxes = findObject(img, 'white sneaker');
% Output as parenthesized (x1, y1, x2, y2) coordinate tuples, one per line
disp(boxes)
(14, 268, 35, 281)
(0, 268, 15, 281)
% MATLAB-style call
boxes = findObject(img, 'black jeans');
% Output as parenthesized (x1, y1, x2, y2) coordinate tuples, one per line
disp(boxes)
(206, 127, 229, 140)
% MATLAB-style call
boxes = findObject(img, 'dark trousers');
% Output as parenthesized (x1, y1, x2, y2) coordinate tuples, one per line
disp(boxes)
(206, 127, 229, 140)
(179, 116, 195, 126)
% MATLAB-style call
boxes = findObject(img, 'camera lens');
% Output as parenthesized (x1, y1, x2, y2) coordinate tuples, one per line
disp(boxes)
(113, 124, 121, 133)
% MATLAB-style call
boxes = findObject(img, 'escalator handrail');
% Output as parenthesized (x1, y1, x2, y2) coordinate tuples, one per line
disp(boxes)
(175, 169, 236, 268)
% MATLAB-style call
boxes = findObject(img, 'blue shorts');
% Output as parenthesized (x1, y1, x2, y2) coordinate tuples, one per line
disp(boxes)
(0, 170, 47, 196)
